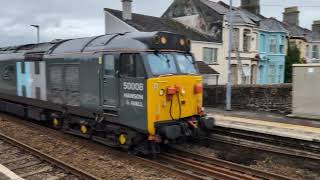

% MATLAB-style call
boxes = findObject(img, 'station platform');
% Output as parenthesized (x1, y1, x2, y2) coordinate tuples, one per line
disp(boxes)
(0, 164, 23, 180)
(206, 108, 320, 142)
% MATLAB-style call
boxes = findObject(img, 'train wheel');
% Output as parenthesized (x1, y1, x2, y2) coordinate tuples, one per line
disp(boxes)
(51, 118, 63, 130)
(80, 124, 89, 134)
(118, 134, 127, 145)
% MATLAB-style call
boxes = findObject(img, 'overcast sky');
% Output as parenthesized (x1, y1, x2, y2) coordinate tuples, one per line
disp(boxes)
(1, 0, 319, 47)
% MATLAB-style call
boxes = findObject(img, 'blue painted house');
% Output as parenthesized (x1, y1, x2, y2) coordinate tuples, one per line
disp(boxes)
(258, 18, 288, 84)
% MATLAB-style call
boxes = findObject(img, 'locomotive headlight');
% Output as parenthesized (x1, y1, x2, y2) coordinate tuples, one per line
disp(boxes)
(160, 36, 167, 44)
(181, 88, 186, 96)
(179, 39, 186, 46)
(159, 89, 165, 96)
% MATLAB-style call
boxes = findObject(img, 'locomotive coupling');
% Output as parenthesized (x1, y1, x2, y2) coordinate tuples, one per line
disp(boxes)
(159, 125, 182, 140)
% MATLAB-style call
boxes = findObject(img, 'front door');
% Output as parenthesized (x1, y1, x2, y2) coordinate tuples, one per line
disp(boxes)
(103, 54, 119, 107)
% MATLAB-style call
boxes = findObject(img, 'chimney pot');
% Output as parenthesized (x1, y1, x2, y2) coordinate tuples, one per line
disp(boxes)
(312, 20, 320, 34)
(122, 0, 132, 20)
(283, 6, 300, 26)
(241, 0, 260, 15)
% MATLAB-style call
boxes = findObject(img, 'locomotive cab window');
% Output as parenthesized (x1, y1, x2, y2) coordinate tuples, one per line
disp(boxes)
(120, 54, 145, 78)
(147, 52, 198, 76)
(176, 54, 197, 74)
(147, 53, 177, 75)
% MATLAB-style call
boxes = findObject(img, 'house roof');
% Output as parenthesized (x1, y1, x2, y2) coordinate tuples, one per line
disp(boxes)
(105, 8, 216, 42)
(195, 61, 220, 75)
(199, 0, 229, 15)
(259, 18, 288, 33)
(281, 22, 312, 40)
(207, 0, 259, 25)
(312, 31, 320, 41)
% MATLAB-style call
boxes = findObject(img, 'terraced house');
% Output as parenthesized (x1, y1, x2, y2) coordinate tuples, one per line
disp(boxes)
(258, 18, 287, 84)
(282, 7, 312, 62)
(306, 20, 320, 63)
(163, 0, 262, 85)
(104, 0, 222, 85)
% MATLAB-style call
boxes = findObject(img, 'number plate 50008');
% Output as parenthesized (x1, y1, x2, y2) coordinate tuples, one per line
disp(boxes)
(123, 82, 144, 91)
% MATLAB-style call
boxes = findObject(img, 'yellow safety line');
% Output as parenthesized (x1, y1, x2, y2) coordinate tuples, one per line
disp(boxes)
(212, 114, 320, 134)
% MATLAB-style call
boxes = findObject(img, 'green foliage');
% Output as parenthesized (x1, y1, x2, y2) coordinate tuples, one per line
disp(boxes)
(285, 43, 301, 83)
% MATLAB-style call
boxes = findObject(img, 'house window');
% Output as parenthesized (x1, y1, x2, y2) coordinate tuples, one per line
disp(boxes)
(270, 35, 277, 53)
(278, 65, 284, 83)
(280, 36, 285, 54)
(312, 45, 319, 59)
(35, 87, 41, 99)
(243, 29, 251, 52)
(34, 61, 40, 75)
(203, 47, 218, 64)
(232, 28, 240, 51)
(268, 65, 275, 83)
(21, 62, 25, 74)
(261, 34, 266, 52)
(22, 85, 26, 97)
(231, 64, 238, 85)
(306, 45, 310, 58)
(254, 33, 259, 51)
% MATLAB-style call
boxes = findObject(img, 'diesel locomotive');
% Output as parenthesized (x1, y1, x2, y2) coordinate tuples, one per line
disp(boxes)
(0, 32, 214, 154)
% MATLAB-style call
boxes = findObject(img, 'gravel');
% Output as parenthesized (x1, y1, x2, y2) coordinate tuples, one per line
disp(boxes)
(0, 114, 180, 180)
(175, 143, 320, 180)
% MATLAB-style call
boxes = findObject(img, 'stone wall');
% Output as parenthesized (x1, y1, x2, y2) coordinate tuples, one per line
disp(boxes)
(203, 84, 292, 114)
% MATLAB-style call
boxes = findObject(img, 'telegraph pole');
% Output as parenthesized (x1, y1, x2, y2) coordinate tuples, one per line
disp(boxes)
(226, 0, 233, 111)
(30, 25, 40, 44)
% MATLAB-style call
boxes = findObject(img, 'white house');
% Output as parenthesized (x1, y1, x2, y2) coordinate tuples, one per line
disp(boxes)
(162, 0, 261, 85)
(104, 0, 222, 84)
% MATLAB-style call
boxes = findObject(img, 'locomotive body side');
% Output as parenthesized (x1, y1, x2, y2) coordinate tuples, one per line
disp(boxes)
(0, 32, 214, 154)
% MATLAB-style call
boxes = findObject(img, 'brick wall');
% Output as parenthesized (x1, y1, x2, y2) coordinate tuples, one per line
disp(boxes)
(203, 84, 292, 114)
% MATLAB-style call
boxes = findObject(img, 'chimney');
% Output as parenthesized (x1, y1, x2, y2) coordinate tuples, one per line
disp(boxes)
(241, 0, 260, 15)
(312, 20, 320, 40)
(283, 7, 300, 26)
(122, 0, 132, 20)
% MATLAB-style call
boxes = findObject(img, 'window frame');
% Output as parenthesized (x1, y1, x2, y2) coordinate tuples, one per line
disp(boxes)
(34, 61, 40, 75)
(268, 65, 275, 83)
(232, 28, 240, 51)
(21, 62, 25, 74)
(203, 47, 218, 64)
(119, 53, 146, 78)
(260, 34, 266, 52)
(243, 29, 251, 52)
(278, 65, 284, 83)
(312, 45, 319, 59)
(269, 35, 277, 54)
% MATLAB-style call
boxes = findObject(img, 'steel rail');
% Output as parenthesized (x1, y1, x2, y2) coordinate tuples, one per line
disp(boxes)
(168, 148, 294, 180)
(0, 132, 101, 180)
(207, 127, 320, 161)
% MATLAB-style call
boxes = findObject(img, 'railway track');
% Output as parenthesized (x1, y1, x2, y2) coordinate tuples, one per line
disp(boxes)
(0, 113, 312, 180)
(0, 132, 100, 180)
(206, 126, 320, 161)
(139, 148, 293, 180)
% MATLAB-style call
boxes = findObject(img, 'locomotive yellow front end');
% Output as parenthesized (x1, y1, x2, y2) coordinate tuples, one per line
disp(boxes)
(138, 32, 214, 145)
(147, 75, 214, 141)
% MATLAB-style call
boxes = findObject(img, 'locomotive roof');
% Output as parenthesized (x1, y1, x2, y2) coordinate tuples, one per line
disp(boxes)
(0, 31, 190, 61)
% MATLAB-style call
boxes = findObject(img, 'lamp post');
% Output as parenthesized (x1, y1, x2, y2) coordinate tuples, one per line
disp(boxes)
(30, 25, 40, 44)
(226, 0, 233, 111)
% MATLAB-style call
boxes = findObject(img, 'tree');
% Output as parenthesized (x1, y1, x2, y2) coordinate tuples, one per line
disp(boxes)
(285, 43, 301, 83)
